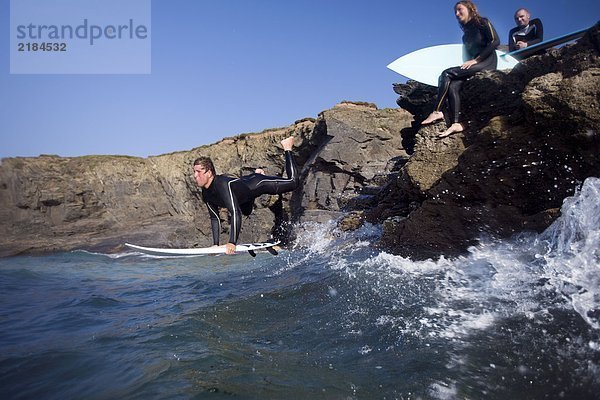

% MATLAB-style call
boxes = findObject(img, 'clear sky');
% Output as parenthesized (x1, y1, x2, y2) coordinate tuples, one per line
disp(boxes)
(1, 0, 598, 158)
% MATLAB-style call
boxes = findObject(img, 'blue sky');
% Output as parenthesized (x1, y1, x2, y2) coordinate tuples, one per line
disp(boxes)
(1, 0, 598, 158)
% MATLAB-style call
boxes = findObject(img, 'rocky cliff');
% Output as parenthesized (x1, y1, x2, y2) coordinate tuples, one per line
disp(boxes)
(1, 24, 598, 259)
(0, 103, 413, 257)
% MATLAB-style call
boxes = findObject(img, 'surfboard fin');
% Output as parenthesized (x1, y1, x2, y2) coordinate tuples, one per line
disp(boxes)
(267, 247, 278, 256)
(248, 250, 257, 257)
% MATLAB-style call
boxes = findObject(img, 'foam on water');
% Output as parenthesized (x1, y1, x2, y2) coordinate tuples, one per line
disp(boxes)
(72, 249, 134, 259)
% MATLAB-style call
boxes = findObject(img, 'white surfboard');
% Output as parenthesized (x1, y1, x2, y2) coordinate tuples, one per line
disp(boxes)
(387, 44, 519, 87)
(125, 241, 280, 257)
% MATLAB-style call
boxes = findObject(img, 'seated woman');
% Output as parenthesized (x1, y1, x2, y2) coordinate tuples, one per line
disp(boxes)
(422, 0, 500, 138)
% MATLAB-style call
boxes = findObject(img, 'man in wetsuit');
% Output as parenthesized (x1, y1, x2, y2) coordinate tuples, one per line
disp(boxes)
(508, 8, 543, 52)
(193, 136, 299, 254)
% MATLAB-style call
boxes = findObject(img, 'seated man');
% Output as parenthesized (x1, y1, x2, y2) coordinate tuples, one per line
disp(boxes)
(193, 137, 299, 254)
(509, 8, 543, 52)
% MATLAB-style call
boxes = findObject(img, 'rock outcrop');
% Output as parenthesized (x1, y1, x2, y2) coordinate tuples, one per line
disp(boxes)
(1, 24, 598, 259)
(373, 23, 600, 259)
(296, 103, 412, 224)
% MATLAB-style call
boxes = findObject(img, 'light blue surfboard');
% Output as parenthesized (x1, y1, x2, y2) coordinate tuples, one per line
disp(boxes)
(387, 44, 519, 87)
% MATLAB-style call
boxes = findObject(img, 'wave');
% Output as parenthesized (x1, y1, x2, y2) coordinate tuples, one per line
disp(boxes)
(71, 249, 135, 259)
(293, 177, 600, 398)
(535, 176, 600, 329)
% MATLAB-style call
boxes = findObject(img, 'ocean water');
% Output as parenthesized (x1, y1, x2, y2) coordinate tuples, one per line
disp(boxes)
(1, 178, 600, 400)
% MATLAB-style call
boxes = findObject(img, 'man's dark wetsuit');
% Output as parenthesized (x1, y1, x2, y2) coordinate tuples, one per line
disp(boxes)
(434, 18, 500, 123)
(201, 151, 299, 245)
(508, 18, 543, 52)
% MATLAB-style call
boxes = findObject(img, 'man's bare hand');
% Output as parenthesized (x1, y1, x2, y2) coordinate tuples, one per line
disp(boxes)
(516, 41, 528, 49)
(225, 243, 236, 255)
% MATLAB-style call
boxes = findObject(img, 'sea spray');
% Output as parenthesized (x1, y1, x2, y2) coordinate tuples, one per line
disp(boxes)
(536, 176, 600, 329)
(331, 177, 600, 342)
(315, 177, 600, 398)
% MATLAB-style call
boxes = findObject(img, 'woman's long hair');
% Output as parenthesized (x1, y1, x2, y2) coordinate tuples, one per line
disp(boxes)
(455, 0, 483, 29)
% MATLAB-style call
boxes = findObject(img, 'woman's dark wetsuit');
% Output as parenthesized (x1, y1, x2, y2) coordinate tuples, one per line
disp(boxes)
(434, 17, 500, 123)
(201, 151, 299, 245)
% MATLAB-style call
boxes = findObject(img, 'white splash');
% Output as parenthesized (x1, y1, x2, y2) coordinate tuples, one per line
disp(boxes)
(332, 177, 600, 344)
(536, 176, 600, 329)
(291, 219, 382, 256)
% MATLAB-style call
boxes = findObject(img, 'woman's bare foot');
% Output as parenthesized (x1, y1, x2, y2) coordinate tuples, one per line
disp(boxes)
(422, 111, 444, 125)
(281, 136, 294, 151)
(438, 123, 463, 138)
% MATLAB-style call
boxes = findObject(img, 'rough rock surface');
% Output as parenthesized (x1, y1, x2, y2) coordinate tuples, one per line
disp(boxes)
(296, 103, 412, 223)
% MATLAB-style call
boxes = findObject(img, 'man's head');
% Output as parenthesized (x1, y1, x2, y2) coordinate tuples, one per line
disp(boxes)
(193, 156, 216, 188)
(514, 8, 531, 28)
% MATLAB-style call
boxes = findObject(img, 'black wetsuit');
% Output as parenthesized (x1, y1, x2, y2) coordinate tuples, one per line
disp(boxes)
(434, 17, 500, 123)
(201, 151, 299, 245)
(508, 18, 544, 52)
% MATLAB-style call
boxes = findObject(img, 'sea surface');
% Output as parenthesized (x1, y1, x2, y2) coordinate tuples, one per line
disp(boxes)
(1, 178, 600, 400)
